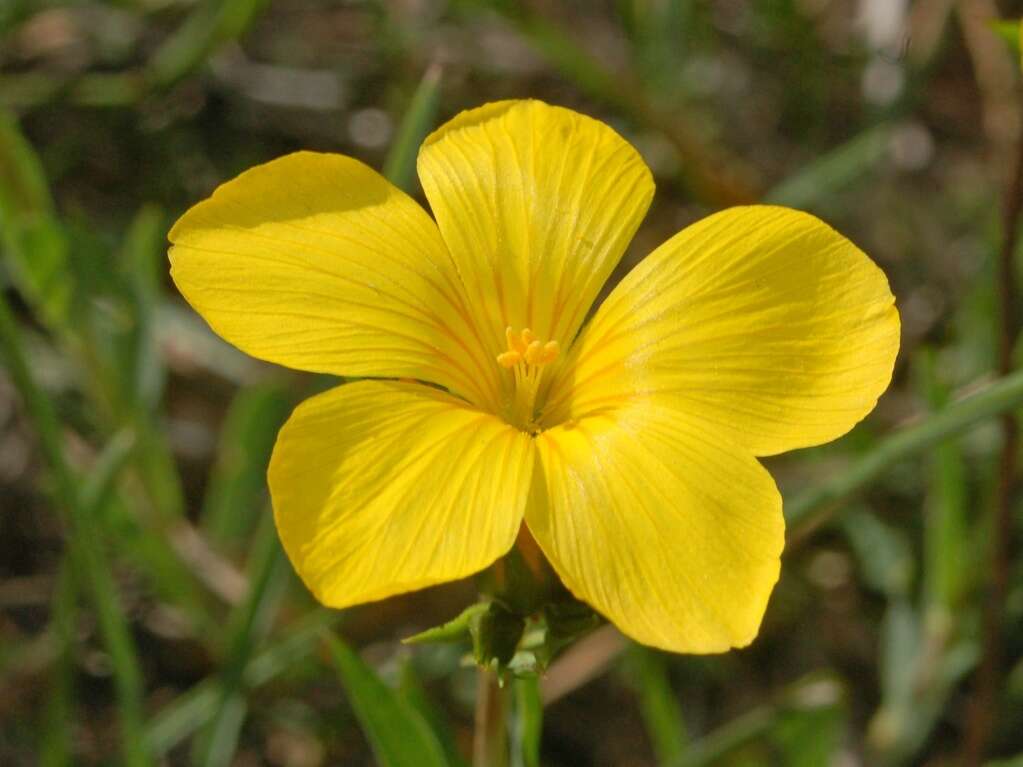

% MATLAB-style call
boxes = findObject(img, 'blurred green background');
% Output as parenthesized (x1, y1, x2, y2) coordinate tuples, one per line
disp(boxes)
(4, 0, 1023, 765)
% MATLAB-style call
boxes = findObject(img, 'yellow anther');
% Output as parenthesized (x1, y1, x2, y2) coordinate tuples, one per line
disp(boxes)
(495, 327, 558, 371)
(505, 326, 526, 355)
(497, 350, 522, 368)
(495, 327, 560, 430)
(540, 340, 559, 364)
(523, 340, 543, 365)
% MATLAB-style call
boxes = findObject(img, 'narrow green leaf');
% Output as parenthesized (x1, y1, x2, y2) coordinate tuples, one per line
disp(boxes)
(131, 418, 188, 521)
(672, 675, 844, 767)
(97, 493, 214, 636)
(0, 294, 152, 767)
(120, 205, 167, 409)
(193, 519, 288, 767)
(80, 429, 137, 514)
(122, 205, 165, 301)
(398, 658, 469, 767)
(619, 0, 700, 98)
(879, 600, 921, 717)
(786, 367, 1023, 532)
(324, 634, 450, 767)
(39, 563, 77, 767)
(764, 125, 890, 209)
(200, 384, 291, 547)
(383, 64, 443, 193)
(147, 0, 271, 88)
(917, 349, 969, 611)
(197, 697, 247, 767)
(72, 430, 212, 637)
(145, 610, 340, 755)
(868, 600, 925, 762)
(0, 111, 50, 215)
(0, 111, 71, 328)
(840, 508, 913, 599)
(625, 645, 686, 764)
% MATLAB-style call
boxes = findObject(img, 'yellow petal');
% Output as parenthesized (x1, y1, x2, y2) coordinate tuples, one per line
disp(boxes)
(546, 206, 899, 455)
(417, 99, 654, 363)
(529, 403, 784, 653)
(170, 151, 501, 411)
(268, 380, 534, 607)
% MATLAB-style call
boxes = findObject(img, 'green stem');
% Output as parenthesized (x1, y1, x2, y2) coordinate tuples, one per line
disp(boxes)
(0, 294, 151, 766)
(786, 368, 1023, 536)
(474, 668, 509, 767)
(510, 677, 542, 767)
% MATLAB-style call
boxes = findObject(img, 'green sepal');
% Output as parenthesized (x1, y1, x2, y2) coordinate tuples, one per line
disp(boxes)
(471, 602, 526, 671)
(502, 600, 603, 677)
(402, 600, 527, 675)
(402, 602, 490, 646)
(402, 595, 600, 678)
(541, 600, 602, 660)
(476, 544, 554, 616)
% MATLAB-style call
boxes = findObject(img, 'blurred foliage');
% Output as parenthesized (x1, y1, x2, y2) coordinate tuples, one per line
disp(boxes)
(3, 0, 1023, 765)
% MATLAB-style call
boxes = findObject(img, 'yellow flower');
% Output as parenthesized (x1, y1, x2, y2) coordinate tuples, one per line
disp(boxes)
(169, 100, 899, 653)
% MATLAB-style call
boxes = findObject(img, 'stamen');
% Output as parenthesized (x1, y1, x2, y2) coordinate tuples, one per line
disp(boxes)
(523, 340, 543, 365)
(505, 326, 526, 355)
(497, 350, 522, 368)
(495, 327, 561, 430)
(540, 341, 559, 364)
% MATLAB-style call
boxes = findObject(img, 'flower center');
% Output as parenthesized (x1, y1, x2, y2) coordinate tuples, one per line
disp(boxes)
(496, 326, 559, 432)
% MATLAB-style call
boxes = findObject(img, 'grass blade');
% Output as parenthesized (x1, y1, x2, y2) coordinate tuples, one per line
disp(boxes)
(786, 367, 1023, 534)
(80, 429, 137, 514)
(120, 204, 167, 409)
(764, 125, 891, 209)
(145, 610, 339, 755)
(38, 563, 76, 767)
(193, 518, 288, 767)
(917, 349, 969, 611)
(0, 294, 152, 766)
(324, 634, 450, 767)
(625, 645, 686, 765)
(398, 659, 468, 767)
(147, 0, 271, 88)
(383, 63, 443, 193)
(0, 110, 71, 328)
(200, 384, 290, 548)
(672, 676, 844, 767)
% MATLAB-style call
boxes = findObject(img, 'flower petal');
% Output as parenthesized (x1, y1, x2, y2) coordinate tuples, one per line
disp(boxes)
(268, 380, 534, 607)
(170, 151, 501, 410)
(545, 205, 899, 455)
(417, 99, 654, 358)
(528, 403, 784, 653)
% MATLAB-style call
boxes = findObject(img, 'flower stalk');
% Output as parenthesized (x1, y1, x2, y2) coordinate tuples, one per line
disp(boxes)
(474, 668, 509, 767)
